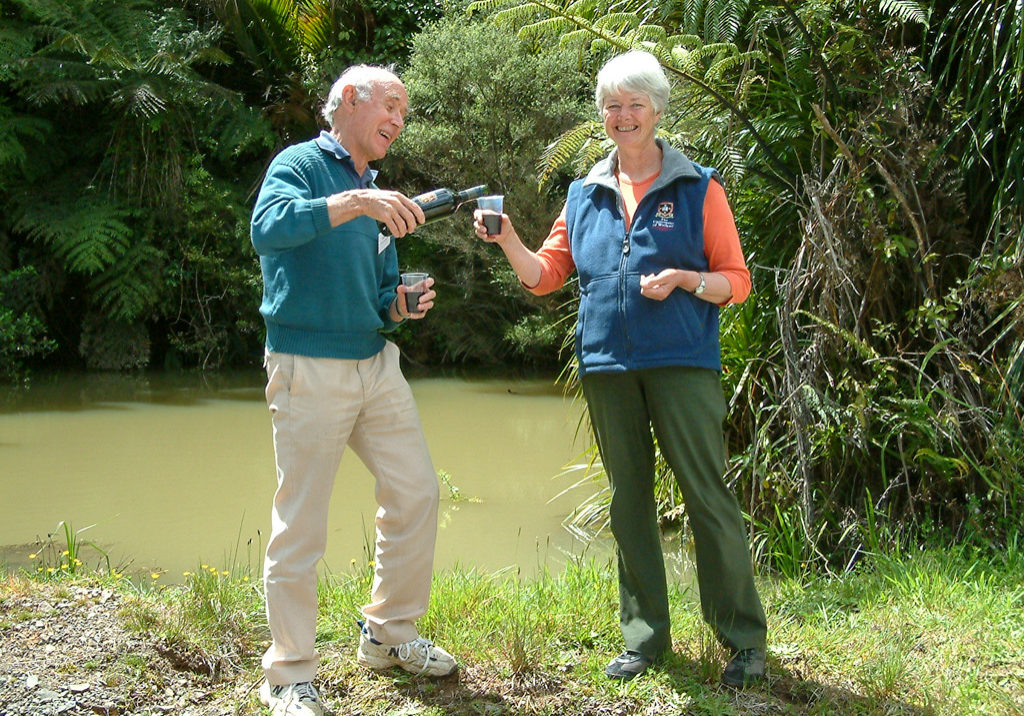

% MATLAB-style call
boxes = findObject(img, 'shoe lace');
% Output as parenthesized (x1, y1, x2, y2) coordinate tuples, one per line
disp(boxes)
(396, 638, 436, 675)
(291, 681, 320, 704)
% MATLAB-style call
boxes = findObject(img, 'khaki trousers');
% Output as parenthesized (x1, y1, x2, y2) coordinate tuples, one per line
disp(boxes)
(261, 342, 439, 685)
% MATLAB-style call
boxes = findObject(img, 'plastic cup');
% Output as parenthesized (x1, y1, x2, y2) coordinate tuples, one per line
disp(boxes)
(400, 272, 429, 314)
(476, 195, 504, 236)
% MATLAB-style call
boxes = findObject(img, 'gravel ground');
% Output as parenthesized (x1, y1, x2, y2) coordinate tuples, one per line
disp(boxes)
(0, 582, 250, 716)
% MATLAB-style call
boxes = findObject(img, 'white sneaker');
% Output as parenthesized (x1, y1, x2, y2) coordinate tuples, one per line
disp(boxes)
(357, 624, 458, 677)
(258, 680, 324, 716)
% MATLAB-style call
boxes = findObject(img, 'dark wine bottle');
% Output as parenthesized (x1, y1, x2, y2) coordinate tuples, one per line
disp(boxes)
(379, 184, 488, 236)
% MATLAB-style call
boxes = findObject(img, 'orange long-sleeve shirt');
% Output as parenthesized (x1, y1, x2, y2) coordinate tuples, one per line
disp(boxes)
(527, 175, 751, 305)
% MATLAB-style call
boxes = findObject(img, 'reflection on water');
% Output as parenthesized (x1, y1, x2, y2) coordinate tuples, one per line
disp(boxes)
(0, 369, 628, 582)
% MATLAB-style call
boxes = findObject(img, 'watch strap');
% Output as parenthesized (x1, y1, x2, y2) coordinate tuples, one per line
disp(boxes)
(693, 272, 706, 295)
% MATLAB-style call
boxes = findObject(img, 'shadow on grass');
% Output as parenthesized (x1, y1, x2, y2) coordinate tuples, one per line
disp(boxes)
(324, 649, 938, 716)
(655, 650, 937, 716)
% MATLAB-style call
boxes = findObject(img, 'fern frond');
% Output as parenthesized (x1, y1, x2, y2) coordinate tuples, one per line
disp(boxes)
(294, 0, 333, 53)
(642, 41, 674, 67)
(467, 0, 520, 15)
(626, 24, 667, 44)
(576, 136, 612, 174)
(518, 15, 576, 40)
(90, 243, 162, 321)
(0, 104, 49, 169)
(878, 0, 928, 25)
(559, 28, 594, 52)
(89, 44, 134, 71)
(666, 33, 703, 49)
(14, 195, 131, 276)
(190, 46, 233, 67)
(141, 51, 184, 77)
(591, 36, 632, 55)
(49, 30, 92, 58)
(707, 0, 749, 42)
(688, 41, 738, 67)
(594, 13, 641, 33)
(707, 51, 752, 82)
(492, 3, 544, 27)
(113, 82, 168, 118)
(25, 78, 104, 106)
(538, 120, 603, 185)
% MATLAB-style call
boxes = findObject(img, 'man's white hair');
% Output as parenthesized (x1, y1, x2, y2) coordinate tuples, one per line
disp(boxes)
(321, 64, 401, 127)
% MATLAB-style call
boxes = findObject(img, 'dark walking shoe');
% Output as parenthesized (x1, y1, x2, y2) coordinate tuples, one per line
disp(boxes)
(605, 650, 652, 681)
(721, 648, 766, 688)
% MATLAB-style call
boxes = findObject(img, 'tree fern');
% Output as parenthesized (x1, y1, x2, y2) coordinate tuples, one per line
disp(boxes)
(878, 0, 927, 26)
(0, 102, 47, 169)
(89, 242, 162, 321)
(13, 194, 131, 276)
(559, 27, 595, 51)
(593, 12, 641, 33)
(472, 0, 795, 188)
(625, 23, 669, 45)
(493, 3, 555, 28)
(519, 15, 578, 40)
(707, 49, 760, 82)
(537, 120, 604, 185)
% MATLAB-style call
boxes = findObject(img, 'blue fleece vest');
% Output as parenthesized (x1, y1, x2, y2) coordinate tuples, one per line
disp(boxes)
(566, 160, 721, 375)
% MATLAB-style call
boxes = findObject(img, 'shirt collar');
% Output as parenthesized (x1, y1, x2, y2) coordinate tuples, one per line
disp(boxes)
(315, 130, 378, 186)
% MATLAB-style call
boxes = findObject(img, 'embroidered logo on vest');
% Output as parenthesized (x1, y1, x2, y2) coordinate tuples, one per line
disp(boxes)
(653, 201, 675, 231)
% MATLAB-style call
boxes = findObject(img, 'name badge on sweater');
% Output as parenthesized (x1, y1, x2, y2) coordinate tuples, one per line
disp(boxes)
(377, 232, 390, 254)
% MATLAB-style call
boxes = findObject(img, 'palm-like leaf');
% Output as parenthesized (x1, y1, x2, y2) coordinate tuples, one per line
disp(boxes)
(878, 0, 927, 25)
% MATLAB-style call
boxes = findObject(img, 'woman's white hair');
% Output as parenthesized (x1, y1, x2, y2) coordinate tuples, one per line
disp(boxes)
(321, 64, 400, 127)
(594, 50, 670, 115)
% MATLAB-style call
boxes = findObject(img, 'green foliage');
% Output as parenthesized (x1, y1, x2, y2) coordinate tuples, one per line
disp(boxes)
(0, 266, 56, 382)
(161, 157, 262, 369)
(8, 540, 1023, 713)
(475, 0, 1024, 569)
(383, 14, 589, 366)
(877, 0, 927, 24)
(0, 0, 273, 370)
(13, 192, 132, 276)
(205, 0, 444, 143)
(27, 521, 110, 579)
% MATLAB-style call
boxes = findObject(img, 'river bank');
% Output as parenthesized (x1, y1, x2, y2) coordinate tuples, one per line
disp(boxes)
(2, 541, 1022, 715)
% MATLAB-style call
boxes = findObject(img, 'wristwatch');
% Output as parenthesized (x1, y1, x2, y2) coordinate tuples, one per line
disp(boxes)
(693, 272, 706, 295)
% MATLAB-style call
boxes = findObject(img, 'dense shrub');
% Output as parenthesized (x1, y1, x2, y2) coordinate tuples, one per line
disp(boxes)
(381, 15, 590, 368)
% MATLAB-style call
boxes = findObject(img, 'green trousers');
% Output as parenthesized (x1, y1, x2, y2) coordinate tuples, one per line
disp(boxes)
(582, 366, 767, 659)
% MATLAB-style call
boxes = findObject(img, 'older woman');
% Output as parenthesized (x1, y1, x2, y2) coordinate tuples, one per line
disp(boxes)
(473, 51, 767, 685)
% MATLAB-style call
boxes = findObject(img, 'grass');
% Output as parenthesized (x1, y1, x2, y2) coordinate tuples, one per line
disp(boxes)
(2, 541, 1023, 715)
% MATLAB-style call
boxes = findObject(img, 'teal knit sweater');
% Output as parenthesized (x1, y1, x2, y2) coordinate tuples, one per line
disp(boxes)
(251, 138, 402, 359)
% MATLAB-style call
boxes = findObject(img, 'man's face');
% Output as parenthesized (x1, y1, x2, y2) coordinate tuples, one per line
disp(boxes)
(347, 79, 408, 170)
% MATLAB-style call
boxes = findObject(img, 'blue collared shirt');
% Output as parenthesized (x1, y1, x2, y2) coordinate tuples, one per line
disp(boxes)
(314, 130, 379, 188)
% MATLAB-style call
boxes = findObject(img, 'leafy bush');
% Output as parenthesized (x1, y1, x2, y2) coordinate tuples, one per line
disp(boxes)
(472, 0, 1024, 566)
(0, 266, 56, 382)
(382, 14, 589, 367)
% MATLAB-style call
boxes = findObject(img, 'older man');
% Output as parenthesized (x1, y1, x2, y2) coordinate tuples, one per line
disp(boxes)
(251, 64, 456, 716)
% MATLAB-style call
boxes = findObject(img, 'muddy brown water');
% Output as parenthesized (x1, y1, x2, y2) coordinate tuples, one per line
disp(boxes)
(0, 370, 627, 583)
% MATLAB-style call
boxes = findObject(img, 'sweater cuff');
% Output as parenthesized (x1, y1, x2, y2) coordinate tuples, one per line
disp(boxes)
(310, 197, 331, 237)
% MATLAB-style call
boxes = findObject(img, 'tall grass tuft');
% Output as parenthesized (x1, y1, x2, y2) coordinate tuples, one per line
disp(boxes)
(28, 520, 110, 579)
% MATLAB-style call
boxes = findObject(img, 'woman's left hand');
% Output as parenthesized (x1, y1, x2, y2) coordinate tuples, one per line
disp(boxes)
(639, 270, 680, 301)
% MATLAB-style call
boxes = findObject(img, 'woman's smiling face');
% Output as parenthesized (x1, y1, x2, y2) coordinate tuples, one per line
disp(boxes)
(601, 90, 660, 150)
